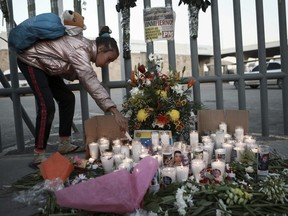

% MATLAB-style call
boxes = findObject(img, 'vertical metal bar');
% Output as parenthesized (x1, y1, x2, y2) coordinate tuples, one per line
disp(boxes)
(7, 0, 25, 152)
(211, 0, 223, 109)
(255, 0, 269, 136)
(50, 0, 59, 15)
(278, 0, 288, 135)
(27, 0, 36, 17)
(144, 0, 154, 57)
(188, 5, 201, 104)
(0, 124, 2, 153)
(233, 0, 246, 110)
(165, 0, 176, 70)
(74, 0, 82, 14)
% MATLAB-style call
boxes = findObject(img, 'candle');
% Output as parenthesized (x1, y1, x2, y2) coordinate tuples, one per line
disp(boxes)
(191, 159, 206, 182)
(118, 157, 133, 171)
(211, 159, 225, 182)
(222, 142, 233, 163)
(100, 152, 114, 173)
(233, 146, 245, 162)
(193, 145, 204, 160)
(203, 142, 214, 164)
(202, 136, 212, 144)
(215, 130, 225, 149)
(189, 130, 199, 148)
(112, 139, 122, 154)
(151, 131, 160, 145)
(98, 137, 110, 155)
(234, 126, 244, 142)
(113, 153, 124, 168)
(202, 150, 209, 168)
(176, 165, 189, 182)
(215, 148, 226, 161)
(161, 167, 176, 185)
(153, 154, 163, 168)
(160, 132, 170, 146)
(88, 142, 99, 159)
(121, 144, 130, 157)
(219, 122, 227, 134)
(257, 145, 270, 177)
(131, 139, 142, 162)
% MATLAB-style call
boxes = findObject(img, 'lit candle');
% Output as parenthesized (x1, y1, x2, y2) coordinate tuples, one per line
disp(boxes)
(234, 126, 244, 142)
(100, 152, 114, 173)
(121, 144, 130, 158)
(203, 142, 214, 164)
(113, 153, 124, 168)
(89, 142, 99, 159)
(118, 157, 133, 171)
(131, 139, 142, 162)
(191, 159, 206, 182)
(176, 165, 189, 182)
(222, 142, 233, 163)
(233, 146, 245, 162)
(189, 130, 199, 148)
(211, 159, 225, 182)
(161, 167, 176, 185)
(151, 131, 160, 145)
(112, 139, 122, 154)
(98, 137, 110, 155)
(215, 148, 226, 161)
(215, 130, 225, 149)
(219, 122, 227, 134)
(202, 150, 209, 167)
(160, 132, 170, 146)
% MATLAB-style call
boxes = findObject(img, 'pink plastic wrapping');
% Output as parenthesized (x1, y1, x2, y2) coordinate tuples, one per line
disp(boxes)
(55, 156, 158, 214)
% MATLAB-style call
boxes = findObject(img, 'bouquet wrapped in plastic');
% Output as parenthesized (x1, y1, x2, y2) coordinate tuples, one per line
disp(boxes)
(55, 156, 158, 214)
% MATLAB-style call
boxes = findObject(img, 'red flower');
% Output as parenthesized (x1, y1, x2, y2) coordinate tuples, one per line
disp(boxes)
(138, 64, 146, 73)
(188, 79, 196, 88)
(155, 114, 169, 127)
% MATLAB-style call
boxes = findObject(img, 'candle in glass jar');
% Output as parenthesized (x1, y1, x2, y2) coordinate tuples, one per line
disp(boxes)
(176, 165, 189, 182)
(189, 130, 199, 148)
(131, 139, 142, 162)
(234, 146, 245, 162)
(98, 137, 110, 154)
(234, 127, 244, 141)
(113, 153, 124, 168)
(100, 152, 114, 173)
(215, 130, 225, 149)
(215, 148, 226, 161)
(219, 122, 227, 134)
(211, 159, 225, 182)
(191, 159, 206, 182)
(222, 142, 233, 163)
(153, 154, 163, 167)
(151, 131, 160, 145)
(112, 139, 122, 154)
(121, 144, 130, 157)
(89, 142, 99, 159)
(161, 167, 176, 185)
(160, 132, 170, 146)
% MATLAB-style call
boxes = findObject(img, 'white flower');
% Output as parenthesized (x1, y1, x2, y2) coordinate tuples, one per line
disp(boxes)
(148, 53, 155, 61)
(145, 79, 151, 86)
(245, 166, 254, 173)
(172, 84, 184, 95)
(175, 187, 187, 216)
(245, 173, 253, 180)
(124, 109, 133, 118)
(130, 87, 142, 96)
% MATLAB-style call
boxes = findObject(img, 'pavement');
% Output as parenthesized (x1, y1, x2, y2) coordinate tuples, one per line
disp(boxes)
(0, 133, 288, 216)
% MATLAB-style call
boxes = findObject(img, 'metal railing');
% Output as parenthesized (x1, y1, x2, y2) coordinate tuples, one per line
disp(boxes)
(0, 0, 287, 153)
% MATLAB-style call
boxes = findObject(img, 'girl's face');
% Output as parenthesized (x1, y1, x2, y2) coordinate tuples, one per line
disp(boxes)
(95, 49, 118, 68)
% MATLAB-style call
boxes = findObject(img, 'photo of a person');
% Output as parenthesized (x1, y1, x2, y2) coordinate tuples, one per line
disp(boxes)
(173, 150, 182, 166)
(258, 153, 269, 171)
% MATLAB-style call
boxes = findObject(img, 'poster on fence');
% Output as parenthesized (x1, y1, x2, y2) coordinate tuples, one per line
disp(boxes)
(143, 7, 175, 42)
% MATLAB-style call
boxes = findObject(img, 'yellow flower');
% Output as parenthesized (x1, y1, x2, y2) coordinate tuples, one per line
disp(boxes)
(137, 109, 149, 122)
(156, 90, 167, 98)
(167, 109, 180, 122)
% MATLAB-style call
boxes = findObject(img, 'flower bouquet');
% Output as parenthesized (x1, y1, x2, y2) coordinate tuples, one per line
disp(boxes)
(122, 53, 203, 142)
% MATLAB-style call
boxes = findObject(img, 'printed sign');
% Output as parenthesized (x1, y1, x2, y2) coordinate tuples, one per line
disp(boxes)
(143, 7, 175, 42)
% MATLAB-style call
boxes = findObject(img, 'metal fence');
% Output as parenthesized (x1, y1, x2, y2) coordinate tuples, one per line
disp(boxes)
(0, 0, 287, 153)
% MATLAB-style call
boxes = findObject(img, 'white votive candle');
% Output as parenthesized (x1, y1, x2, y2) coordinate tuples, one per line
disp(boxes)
(151, 131, 160, 145)
(160, 132, 170, 146)
(234, 146, 245, 162)
(219, 122, 227, 134)
(215, 130, 225, 149)
(189, 130, 199, 148)
(121, 144, 130, 157)
(161, 167, 176, 185)
(191, 159, 206, 182)
(211, 159, 225, 182)
(222, 142, 233, 163)
(234, 127, 244, 142)
(89, 142, 99, 159)
(100, 152, 114, 173)
(176, 165, 189, 182)
(131, 139, 142, 162)
(215, 148, 226, 161)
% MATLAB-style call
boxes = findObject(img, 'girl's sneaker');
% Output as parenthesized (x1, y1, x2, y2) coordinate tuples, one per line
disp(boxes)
(57, 140, 79, 154)
(29, 150, 47, 169)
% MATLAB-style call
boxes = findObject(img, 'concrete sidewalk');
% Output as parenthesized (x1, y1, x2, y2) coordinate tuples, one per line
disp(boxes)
(0, 134, 287, 216)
